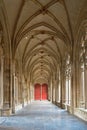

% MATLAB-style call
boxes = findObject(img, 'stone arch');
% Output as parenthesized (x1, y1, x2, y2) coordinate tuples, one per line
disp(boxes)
(74, 18, 87, 109)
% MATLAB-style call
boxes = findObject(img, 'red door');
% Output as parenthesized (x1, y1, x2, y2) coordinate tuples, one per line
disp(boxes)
(42, 84, 48, 100)
(34, 84, 41, 100)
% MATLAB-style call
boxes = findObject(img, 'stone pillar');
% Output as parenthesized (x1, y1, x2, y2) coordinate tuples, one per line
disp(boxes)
(11, 60, 16, 113)
(28, 81, 30, 102)
(84, 40, 87, 109)
(79, 68, 85, 108)
(62, 55, 72, 110)
(48, 80, 51, 101)
(3, 57, 11, 108)
(12, 73, 15, 113)
(0, 56, 12, 116)
(78, 42, 85, 108)
(53, 86, 55, 102)
(15, 76, 19, 106)
(58, 79, 61, 102)
(50, 77, 52, 102)
(69, 76, 71, 105)
(21, 76, 25, 107)
(26, 80, 29, 103)
(23, 79, 29, 105)
(0, 55, 4, 108)
(60, 70, 63, 108)
(47, 81, 50, 101)
(29, 82, 33, 102)
(52, 77, 55, 103)
(84, 66, 87, 108)
(57, 79, 59, 102)
(55, 80, 58, 102)
(50, 78, 53, 102)
(11, 60, 20, 113)
(18, 76, 22, 104)
(62, 77, 66, 107)
(65, 77, 68, 105)
(66, 75, 71, 105)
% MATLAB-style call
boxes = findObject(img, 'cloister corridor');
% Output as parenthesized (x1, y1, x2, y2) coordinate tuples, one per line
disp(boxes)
(0, 0, 87, 129)
(0, 101, 87, 130)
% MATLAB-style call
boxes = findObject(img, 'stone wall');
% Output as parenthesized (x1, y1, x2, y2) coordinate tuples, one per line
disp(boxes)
(74, 108, 87, 121)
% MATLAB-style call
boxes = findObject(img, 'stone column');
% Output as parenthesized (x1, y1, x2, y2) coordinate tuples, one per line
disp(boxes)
(65, 77, 68, 105)
(11, 60, 20, 113)
(53, 86, 55, 102)
(49, 77, 52, 102)
(60, 70, 64, 108)
(84, 40, 87, 109)
(55, 80, 58, 102)
(69, 76, 71, 105)
(28, 81, 30, 102)
(15, 76, 19, 106)
(0, 55, 4, 108)
(78, 42, 85, 108)
(28, 82, 31, 103)
(47, 75, 52, 102)
(12, 61, 15, 113)
(58, 79, 61, 102)
(26, 80, 29, 104)
(3, 57, 11, 108)
(79, 67, 85, 108)
(0, 32, 4, 109)
(18, 77, 22, 104)
(52, 77, 55, 103)
(48, 80, 51, 101)
(26, 80, 29, 103)
(29, 82, 33, 102)
(12, 73, 15, 113)
(57, 79, 59, 102)
(84, 66, 87, 108)
(47, 81, 50, 101)
(21, 76, 25, 107)
(0, 56, 12, 116)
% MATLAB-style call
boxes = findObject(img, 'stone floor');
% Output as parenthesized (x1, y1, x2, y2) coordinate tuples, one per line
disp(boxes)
(0, 101, 87, 130)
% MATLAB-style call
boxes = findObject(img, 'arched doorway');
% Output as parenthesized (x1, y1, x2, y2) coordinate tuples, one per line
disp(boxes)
(34, 83, 48, 100)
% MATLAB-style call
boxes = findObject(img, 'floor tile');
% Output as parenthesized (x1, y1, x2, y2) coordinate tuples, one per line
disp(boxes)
(0, 101, 87, 130)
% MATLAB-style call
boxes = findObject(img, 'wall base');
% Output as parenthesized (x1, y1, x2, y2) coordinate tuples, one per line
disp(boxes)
(55, 101, 65, 109)
(74, 108, 87, 121)
(0, 108, 11, 116)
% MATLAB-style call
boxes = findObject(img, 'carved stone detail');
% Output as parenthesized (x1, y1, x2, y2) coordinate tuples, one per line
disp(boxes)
(79, 35, 87, 69)
(63, 54, 71, 78)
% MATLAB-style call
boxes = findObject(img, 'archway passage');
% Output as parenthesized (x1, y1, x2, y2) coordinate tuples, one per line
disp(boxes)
(34, 83, 48, 100)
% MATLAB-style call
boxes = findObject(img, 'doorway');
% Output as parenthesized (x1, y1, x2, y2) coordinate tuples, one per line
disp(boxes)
(34, 83, 48, 100)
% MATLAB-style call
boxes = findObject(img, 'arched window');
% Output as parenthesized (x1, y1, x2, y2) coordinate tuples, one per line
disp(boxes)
(79, 33, 87, 109)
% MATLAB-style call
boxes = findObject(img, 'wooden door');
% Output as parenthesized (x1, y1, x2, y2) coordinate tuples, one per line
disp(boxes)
(42, 84, 48, 100)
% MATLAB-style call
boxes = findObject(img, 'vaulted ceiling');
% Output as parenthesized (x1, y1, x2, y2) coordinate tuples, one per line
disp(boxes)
(2, 0, 87, 84)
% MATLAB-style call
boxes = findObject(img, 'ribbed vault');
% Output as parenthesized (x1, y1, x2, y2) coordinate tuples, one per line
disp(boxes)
(2, 0, 87, 85)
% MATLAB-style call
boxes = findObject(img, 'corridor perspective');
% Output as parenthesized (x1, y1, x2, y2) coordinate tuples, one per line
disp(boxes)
(0, 101, 87, 130)
(0, 0, 87, 129)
